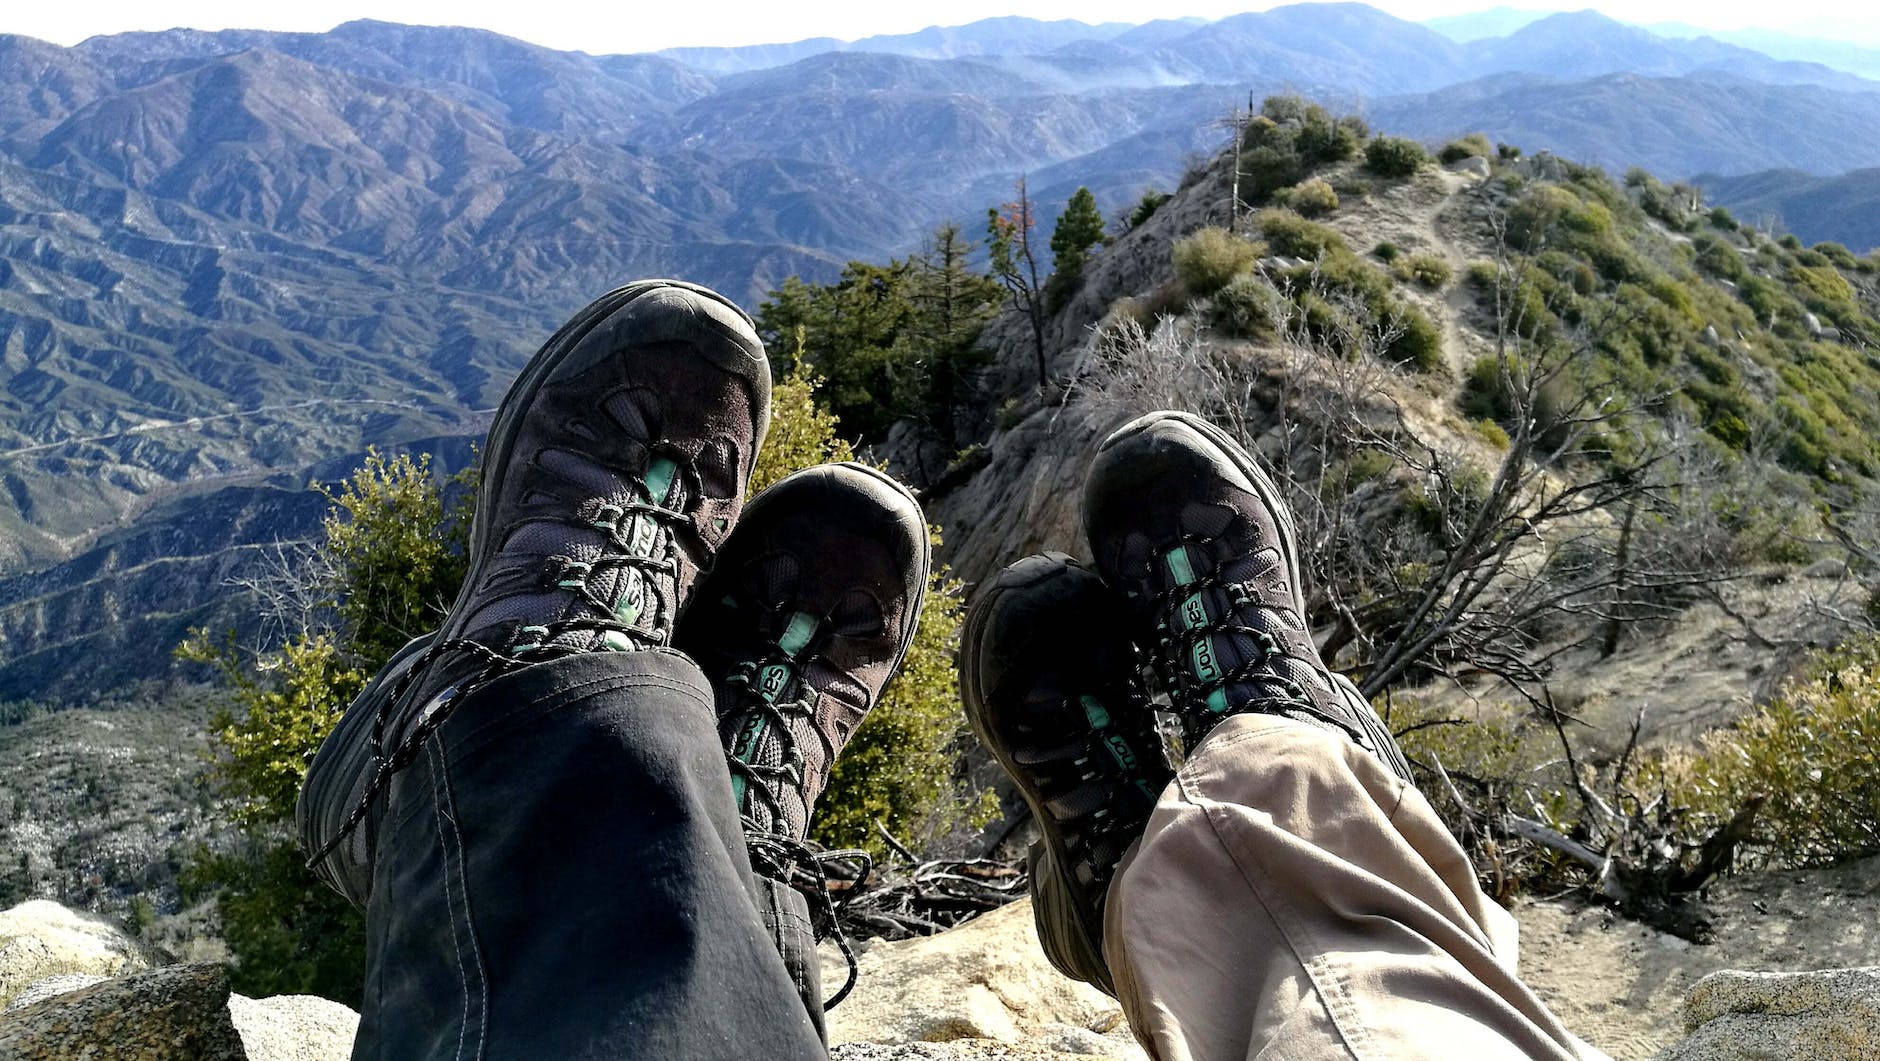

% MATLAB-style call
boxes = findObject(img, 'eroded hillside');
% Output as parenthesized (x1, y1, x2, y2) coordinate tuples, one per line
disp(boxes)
(892, 105, 1880, 759)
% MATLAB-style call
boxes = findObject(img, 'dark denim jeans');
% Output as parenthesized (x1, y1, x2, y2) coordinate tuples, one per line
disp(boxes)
(304, 648, 826, 1060)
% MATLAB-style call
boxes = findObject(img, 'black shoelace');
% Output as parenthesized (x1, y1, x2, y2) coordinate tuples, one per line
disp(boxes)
(1140, 542, 1370, 751)
(744, 827, 872, 1009)
(721, 648, 872, 1009)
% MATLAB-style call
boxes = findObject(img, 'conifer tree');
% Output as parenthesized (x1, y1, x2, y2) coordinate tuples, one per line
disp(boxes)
(1046, 186, 1106, 311)
(907, 222, 1001, 446)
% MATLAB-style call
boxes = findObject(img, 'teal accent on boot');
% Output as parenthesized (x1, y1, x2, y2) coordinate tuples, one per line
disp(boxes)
(625, 511, 660, 556)
(612, 570, 648, 627)
(644, 457, 679, 506)
(1164, 546, 1197, 587)
(779, 611, 818, 655)
(1192, 638, 1221, 683)
(1079, 695, 1111, 730)
(1177, 591, 1210, 632)
(731, 713, 768, 808)
(1102, 733, 1139, 772)
(1205, 688, 1230, 713)
(757, 663, 792, 702)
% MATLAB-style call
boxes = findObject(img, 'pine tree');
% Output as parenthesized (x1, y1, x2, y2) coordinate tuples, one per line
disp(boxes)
(906, 223, 1001, 447)
(1045, 186, 1105, 312)
(1050, 187, 1105, 277)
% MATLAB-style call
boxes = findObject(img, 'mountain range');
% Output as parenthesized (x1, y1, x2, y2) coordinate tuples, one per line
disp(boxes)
(5, 3, 1880, 701)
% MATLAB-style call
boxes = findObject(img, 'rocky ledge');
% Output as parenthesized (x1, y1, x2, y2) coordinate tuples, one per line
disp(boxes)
(1, 895, 1875, 1059)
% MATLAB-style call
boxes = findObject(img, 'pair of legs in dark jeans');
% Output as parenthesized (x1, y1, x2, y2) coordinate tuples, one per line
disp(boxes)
(299, 281, 1600, 1060)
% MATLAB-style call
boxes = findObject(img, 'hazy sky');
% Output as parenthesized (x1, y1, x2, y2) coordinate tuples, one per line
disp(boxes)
(6, 0, 1880, 54)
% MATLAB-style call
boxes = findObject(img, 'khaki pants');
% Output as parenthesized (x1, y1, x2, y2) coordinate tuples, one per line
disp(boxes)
(1104, 714, 1609, 1061)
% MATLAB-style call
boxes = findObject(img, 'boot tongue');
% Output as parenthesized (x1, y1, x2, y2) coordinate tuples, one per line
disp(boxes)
(543, 455, 685, 653)
(729, 610, 820, 836)
(454, 454, 689, 656)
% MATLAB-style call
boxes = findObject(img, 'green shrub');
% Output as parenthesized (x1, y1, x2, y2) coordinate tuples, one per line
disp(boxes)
(1326, 449, 1395, 495)
(1664, 639, 1880, 867)
(1297, 117, 1363, 165)
(1392, 253, 1453, 290)
(1791, 263, 1855, 308)
(1536, 250, 1598, 296)
(1694, 235, 1749, 282)
(1438, 133, 1493, 164)
(1364, 136, 1429, 178)
(1172, 227, 1262, 297)
(1708, 206, 1739, 230)
(1739, 275, 1799, 324)
(1259, 94, 1311, 125)
(1279, 178, 1339, 217)
(1384, 301, 1444, 371)
(1508, 184, 1612, 245)
(1391, 696, 1547, 801)
(1497, 142, 1522, 160)
(1294, 290, 1359, 350)
(1473, 418, 1511, 448)
(1238, 98, 1366, 203)
(1211, 273, 1283, 339)
(179, 843, 366, 1002)
(1127, 189, 1170, 230)
(1372, 241, 1401, 263)
(1815, 242, 1859, 270)
(1242, 139, 1307, 203)
(1257, 209, 1346, 260)
(1460, 354, 1573, 445)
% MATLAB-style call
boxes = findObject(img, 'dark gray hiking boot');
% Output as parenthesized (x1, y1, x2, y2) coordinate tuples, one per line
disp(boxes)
(300, 279, 771, 904)
(675, 461, 929, 1007)
(961, 553, 1170, 997)
(1083, 410, 1412, 781)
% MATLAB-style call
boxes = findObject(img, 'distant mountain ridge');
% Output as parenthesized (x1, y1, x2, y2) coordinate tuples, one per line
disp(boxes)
(1694, 168, 1880, 251)
(6, 3, 1880, 702)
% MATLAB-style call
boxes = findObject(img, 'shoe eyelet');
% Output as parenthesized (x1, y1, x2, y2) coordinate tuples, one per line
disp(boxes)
(512, 625, 550, 653)
(555, 559, 592, 590)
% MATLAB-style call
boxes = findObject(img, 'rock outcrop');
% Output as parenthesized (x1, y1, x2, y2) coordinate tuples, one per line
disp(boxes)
(0, 899, 159, 1006)
(824, 898, 1144, 1060)
(226, 993, 362, 1061)
(1654, 968, 1880, 1061)
(0, 962, 247, 1060)
(8, 893, 1880, 1061)
(0, 900, 358, 1060)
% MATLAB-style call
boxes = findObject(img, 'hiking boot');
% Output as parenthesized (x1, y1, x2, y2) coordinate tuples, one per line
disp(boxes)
(678, 462, 929, 845)
(961, 552, 1169, 996)
(675, 462, 928, 1009)
(300, 278, 771, 902)
(1084, 411, 1412, 780)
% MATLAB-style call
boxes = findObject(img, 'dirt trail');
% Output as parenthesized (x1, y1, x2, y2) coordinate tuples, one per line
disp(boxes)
(1516, 855, 1880, 1059)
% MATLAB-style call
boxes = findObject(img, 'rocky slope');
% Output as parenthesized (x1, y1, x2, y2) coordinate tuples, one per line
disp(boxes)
(888, 141, 1874, 751)
(4, 881, 1879, 1059)
(6, 8, 1880, 703)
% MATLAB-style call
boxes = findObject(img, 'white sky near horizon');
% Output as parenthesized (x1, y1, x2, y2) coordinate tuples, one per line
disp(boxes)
(4, 0, 1879, 54)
